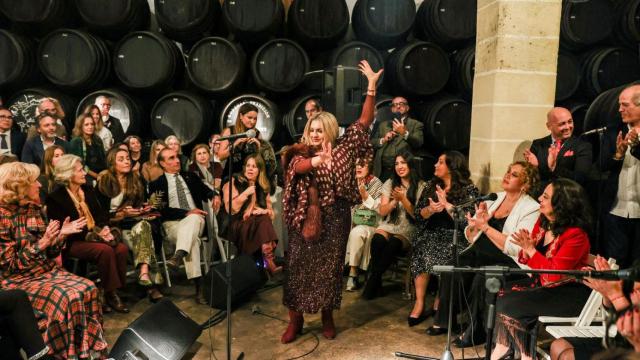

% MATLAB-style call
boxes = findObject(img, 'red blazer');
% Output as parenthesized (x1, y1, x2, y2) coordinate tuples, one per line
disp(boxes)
(518, 219, 590, 286)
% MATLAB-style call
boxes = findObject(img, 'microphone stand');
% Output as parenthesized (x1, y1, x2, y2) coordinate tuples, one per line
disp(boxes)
(432, 265, 634, 360)
(396, 204, 468, 360)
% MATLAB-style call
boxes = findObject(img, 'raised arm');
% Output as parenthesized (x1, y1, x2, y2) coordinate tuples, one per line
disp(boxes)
(356, 60, 383, 129)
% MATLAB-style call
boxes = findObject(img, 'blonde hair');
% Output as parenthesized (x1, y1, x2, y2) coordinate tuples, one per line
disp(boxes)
(165, 135, 182, 154)
(148, 140, 166, 166)
(0, 162, 40, 205)
(71, 113, 94, 138)
(54, 154, 83, 186)
(301, 111, 339, 146)
(36, 97, 65, 119)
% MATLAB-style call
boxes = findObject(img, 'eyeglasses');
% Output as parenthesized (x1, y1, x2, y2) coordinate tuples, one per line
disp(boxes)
(391, 102, 408, 107)
(0, 115, 13, 120)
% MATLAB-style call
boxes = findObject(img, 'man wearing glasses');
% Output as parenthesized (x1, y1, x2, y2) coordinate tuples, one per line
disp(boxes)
(0, 107, 26, 160)
(371, 97, 423, 181)
(95, 95, 125, 143)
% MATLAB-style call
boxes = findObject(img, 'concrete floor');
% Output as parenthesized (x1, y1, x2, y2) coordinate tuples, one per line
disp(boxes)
(103, 274, 488, 360)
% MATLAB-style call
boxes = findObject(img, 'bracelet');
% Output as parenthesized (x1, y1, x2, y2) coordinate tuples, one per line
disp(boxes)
(609, 294, 627, 303)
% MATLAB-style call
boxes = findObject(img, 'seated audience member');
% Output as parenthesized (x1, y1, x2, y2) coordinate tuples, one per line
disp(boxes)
(370, 97, 424, 182)
(84, 104, 113, 152)
(22, 113, 69, 166)
(38, 145, 65, 202)
(165, 135, 189, 171)
(189, 143, 219, 190)
(28, 97, 67, 140)
(550, 257, 638, 360)
(362, 152, 426, 300)
(148, 148, 220, 304)
(69, 113, 106, 181)
(141, 140, 166, 183)
(304, 98, 322, 120)
(124, 135, 146, 173)
(448, 161, 540, 347)
(0, 162, 106, 358)
(0, 289, 52, 360)
(523, 107, 592, 188)
(96, 95, 125, 143)
(0, 153, 17, 164)
(491, 178, 592, 360)
(46, 155, 130, 314)
(96, 148, 164, 302)
(344, 157, 384, 291)
(410, 151, 478, 332)
(209, 134, 225, 180)
(222, 154, 281, 274)
(0, 106, 26, 160)
(600, 85, 640, 269)
(220, 104, 277, 192)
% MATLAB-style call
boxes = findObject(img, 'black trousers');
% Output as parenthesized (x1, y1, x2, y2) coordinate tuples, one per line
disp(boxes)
(369, 233, 404, 278)
(435, 237, 522, 330)
(604, 213, 640, 268)
(0, 289, 48, 359)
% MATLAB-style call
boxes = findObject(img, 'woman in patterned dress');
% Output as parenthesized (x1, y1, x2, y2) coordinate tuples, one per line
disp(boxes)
(281, 60, 382, 343)
(410, 151, 479, 333)
(0, 162, 107, 359)
(344, 157, 384, 291)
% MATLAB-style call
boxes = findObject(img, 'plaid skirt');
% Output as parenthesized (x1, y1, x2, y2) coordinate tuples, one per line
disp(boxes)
(3, 268, 107, 359)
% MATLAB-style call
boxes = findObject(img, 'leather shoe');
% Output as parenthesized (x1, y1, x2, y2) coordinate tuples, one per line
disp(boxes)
(165, 254, 182, 270)
(147, 288, 164, 303)
(106, 292, 129, 313)
(425, 326, 447, 336)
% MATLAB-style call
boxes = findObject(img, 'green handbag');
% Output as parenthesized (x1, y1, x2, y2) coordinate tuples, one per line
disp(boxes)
(352, 208, 378, 227)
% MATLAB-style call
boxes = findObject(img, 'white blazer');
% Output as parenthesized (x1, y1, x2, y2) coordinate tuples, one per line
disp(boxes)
(464, 191, 540, 268)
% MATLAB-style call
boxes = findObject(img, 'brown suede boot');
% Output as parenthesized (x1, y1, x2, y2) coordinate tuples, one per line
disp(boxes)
(281, 309, 304, 344)
(321, 308, 336, 340)
(262, 242, 282, 275)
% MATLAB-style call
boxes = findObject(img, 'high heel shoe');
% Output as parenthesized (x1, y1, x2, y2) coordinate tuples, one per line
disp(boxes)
(425, 326, 447, 336)
(321, 309, 336, 340)
(407, 308, 435, 327)
(138, 272, 153, 287)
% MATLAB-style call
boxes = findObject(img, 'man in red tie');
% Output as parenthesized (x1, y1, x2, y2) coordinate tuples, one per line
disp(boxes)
(523, 107, 592, 189)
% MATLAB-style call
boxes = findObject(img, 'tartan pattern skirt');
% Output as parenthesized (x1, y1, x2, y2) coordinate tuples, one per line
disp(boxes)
(5, 268, 107, 359)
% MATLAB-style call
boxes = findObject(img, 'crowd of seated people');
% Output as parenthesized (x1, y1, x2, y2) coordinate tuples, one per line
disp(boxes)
(0, 78, 638, 357)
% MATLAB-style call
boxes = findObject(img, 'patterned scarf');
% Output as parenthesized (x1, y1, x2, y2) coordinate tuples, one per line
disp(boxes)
(66, 187, 95, 230)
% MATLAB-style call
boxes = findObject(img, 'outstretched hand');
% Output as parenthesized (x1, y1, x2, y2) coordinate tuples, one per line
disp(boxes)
(317, 142, 333, 164)
(358, 60, 383, 84)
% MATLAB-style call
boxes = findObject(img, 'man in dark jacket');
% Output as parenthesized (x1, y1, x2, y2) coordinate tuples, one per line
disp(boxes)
(524, 107, 592, 188)
(95, 95, 125, 143)
(21, 113, 68, 166)
(148, 148, 220, 303)
(0, 107, 25, 160)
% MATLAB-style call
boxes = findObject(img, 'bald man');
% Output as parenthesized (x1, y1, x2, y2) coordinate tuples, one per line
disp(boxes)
(599, 85, 640, 268)
(524, 107, 592, 187)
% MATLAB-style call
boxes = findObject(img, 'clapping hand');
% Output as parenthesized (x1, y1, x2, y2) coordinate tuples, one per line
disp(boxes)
(60, 217, 87, 237)
(382, 130, 397, 144)
(391, 186, 406, 202)
(510, 228, 537, 257)
(435, 185, 452, 213)
(616, 131, 629, 159)
(523, 148, 539, 167)
(547, 143, 560, 171)
(583, 255, 622, 300)
(616, 290, 640, 352)
(99, 226, 115, 243)
(38, 220, 62, 250)
(466, 202, 490, 230)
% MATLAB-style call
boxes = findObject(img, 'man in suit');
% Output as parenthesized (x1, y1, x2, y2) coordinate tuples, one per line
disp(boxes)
(21, 113, 68, 166)
(524, 107, 592, 187)
(0, 107, 26, 160)
(371, 97, 424, 181)
(599, 85, 640, 268)
(148, 148, 221, 303)
(95, 95, 125, 143)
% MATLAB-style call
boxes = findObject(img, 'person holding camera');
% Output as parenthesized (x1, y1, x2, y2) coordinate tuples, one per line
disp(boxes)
(371, 97, 424, 182)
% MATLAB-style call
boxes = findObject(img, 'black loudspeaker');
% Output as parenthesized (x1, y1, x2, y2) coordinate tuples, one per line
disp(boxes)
(109, 299, 201, 360)
(202, 254, 265, 309)
(321, 66, 367, 126)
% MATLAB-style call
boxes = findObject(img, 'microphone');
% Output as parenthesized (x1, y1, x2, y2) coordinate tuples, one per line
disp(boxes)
(477, 193, 498, 202)
(587, 267, 640, 281)
(582, 126, 607, 136)
(215, 129, 257, 142)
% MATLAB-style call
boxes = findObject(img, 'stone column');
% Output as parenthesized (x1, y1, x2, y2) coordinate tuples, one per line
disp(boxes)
(469, 0, 562, 193)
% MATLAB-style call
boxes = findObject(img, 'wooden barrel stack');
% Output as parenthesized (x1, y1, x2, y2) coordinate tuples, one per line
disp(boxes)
(0, 0, 637, 158)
